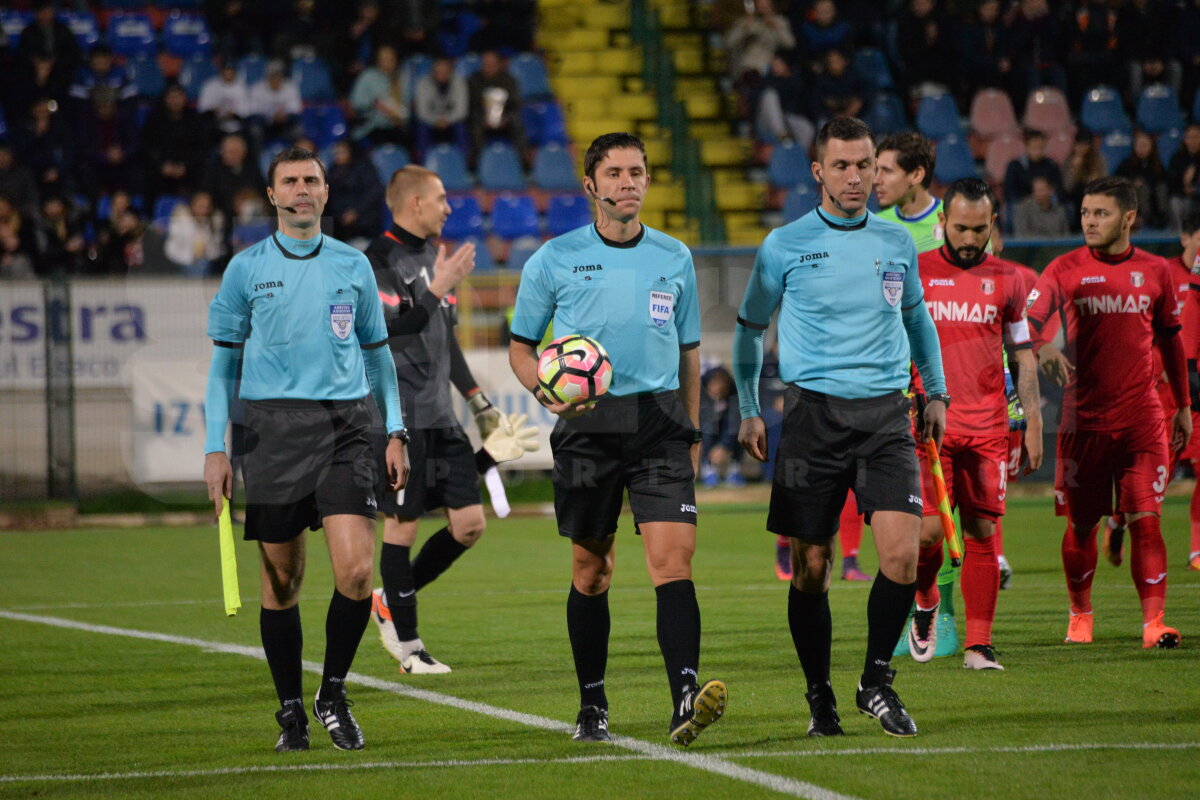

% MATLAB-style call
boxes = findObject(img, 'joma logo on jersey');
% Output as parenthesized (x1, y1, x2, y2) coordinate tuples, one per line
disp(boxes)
(572, 264, 603, 273)
(1072, 294, 1152, 315)
(1080, 276, 1106, 285)
(929, 278, 955, 286)
(926, 301, 999, 324)
(797, 252, 829, 263)
(254, 281, 284, 291)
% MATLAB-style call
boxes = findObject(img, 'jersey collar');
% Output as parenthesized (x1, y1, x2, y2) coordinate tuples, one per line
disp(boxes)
(894, 196, 939, 223)
(1088, 245, 1134, 264)
(384, 223, 427, 251)
(815, 207, 867, 230)
(593, 223, 645, 248)
(272, 231, 324, 260)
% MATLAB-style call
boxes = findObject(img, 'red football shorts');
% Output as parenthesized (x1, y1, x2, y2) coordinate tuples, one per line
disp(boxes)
(1053, 420, 1169, 522)
(918, 433, 1008, 521)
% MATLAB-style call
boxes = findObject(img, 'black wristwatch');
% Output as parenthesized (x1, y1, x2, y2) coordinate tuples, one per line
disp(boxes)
(388, 429, 410, 444)
(927, 392, 951, 409)
(692, 428, 703, 444)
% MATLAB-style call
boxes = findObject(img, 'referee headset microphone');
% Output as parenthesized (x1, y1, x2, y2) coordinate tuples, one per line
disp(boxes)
(269, 196, 299, 214)
(584, 177, 618, 206)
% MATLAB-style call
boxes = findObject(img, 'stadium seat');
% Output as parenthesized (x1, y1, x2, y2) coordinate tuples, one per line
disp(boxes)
(107, 12, 157, 58)
(237, 53, 267, 86)
(1080, 86, 1132, 135)
(984, 134, 1026, 183)
(507, 239, 540, 270)
(370, 144, 411, 185)
(767, 141, 812, 189)
(0, 106, 7, 140)
(1136, 84, 1184, 135)
(161, 12, 212, 58)
(933, 134, 976, 182)
(0, 11, 32, 45)
(300, 104, 347, 147)
(60, 11, 100, 52)
(523, 101, 568, 147)
(854, 47, 894, 94)
(404, 54, 433, 99)
(1099, 131, 1133, 171)
(442, 195, 485, 240)
(179, 53, 217, 101)
(532, 143, 578, 191)
(491, 194, 540, 239)
(424, 144, 473, 191)
(479, 142, 526, 191)
(510, 53, 552, 100)
(546, 194, 592, 235)
(292, 56, 335, 103)
(782, 184, 820, 223)
(969, 88, 1019, 139)
(461, 236, 497, 270)
(455, 52, 481, 78)
(437, 12, 482, 58)
(126, 52, 165, 99)
(1022, 87, 1072, 136)
(864, 91, 908, 135)
(916, 92, 964, 139)
(1158, 128, 1182, 168)
(152, 195, 185, 227)
(259, 141, 287, 178)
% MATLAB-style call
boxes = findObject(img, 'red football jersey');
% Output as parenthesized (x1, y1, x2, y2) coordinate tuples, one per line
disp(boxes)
(1027, 246, 1181, 431)
(920, 248, 1031, 436)
(1153, 256, 1193, 414)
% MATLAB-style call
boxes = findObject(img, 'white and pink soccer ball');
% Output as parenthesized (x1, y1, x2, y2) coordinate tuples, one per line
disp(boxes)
(537, 335, 613, 404)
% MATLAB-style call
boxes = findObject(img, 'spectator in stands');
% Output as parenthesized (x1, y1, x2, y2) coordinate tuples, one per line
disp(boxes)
(809, 48, 865, 123)
(1062, 128, 1106, 212)
(334, 1, 394, 92)
(796, 0, 853, 74)
(93, 198, 146, 275)
(36, 194, 85, 274)
(350, 44, 411, 146)
(247, 60, 304, 144)
(0, 194, 39, 279)
(726, 0, 794, 114)
(74, 87, 141, 201)
(272, 0, 330, 62)
(13, 0, 80, 108)
(67, 45, 136, 116)
(957, 0, 1012, 107)
(0, 143, 41, 220)
(699, 365, 744, 488)
(896, 0, 954, 98)
(229, 187, 272, 253)
(1117, 129, 1170, 229)
(471, 0, 538, 53)
(756, 55, 815, 149)
(1119, 0, 1173, 88)
(1012, 175, 1069, 237)
(468, 50, 527, 163)
(165, 190, 227, 277)
(1128, 56, 1181, 108)
(210, 0, 265, 62)
(141, 83, 210, 206)
(414, 55, 470, 160)
(1168, 123, 1200, 229)
(325, 139, 385, 247)
(198, 62, 251, 137)
(202, 133, 264, 220)
(1004, 128, 1065, 208)
(1007, 0, 1069, 103)
(12, 98, 76, 199)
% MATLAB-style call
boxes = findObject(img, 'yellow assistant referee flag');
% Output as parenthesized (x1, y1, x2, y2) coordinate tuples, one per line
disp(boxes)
(218, 501, 241, 616)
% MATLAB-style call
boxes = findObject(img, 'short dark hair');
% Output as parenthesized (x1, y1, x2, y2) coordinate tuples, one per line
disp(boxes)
(1181, 209, 1200, 236)
(1022, 127, 1047, 143)
(267, 146, 327, 187)
(583, 132, 647, 180)
(1082, 175, 1138, 213)
(876, 132, 936, 188)
(942, 177, 997, 216)
(815, 116, 874, 161)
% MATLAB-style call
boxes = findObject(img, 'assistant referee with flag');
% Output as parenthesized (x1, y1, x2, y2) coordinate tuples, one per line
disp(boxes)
(203, 147, 407, 753)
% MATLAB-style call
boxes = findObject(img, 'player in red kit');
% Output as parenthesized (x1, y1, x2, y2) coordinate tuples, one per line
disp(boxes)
(905, 179, 1044, 670)
(1027, 177, 1190, 649)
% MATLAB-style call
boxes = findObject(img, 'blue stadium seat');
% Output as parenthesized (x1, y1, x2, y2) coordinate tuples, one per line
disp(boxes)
(0, 105, 7, 140)
(126, 53, 165, 99)
(491, 194, 540, 239)
(531, 143, 578, 191)
(152, 195, 185, 227)
(1136, 84, 1184, 135)
(404, 54, 433, 100)
(162, 12, 212, 58)
(461, 235, 497, 270)
(107, 12, 157, 58)
(300, 104, 347, 147)
(510, 53, 552, 100)
(437, 12, 482, 58)
(259, 141, 288, 179)
(865, 91, 908, 135)
(479, 142, 526, 191)
(767, 141, 812, 189)
(1080, 86, 1132, 134)
(237, 53, 267, 86)
(916, 92, 963, 139)
(442, 195, 485, 239)
(523, 101, 568, 147)
(507, 239, 540, 270)
(455, 52, 481, 78)
(854, 47, 894, 93)
(782, 184, 819, 223)
(369, 144, 411, 185)
(424, 144, 473, 191)
(292, 56, 335, 103)
(933, 134, 976, 182)
(60, 11, 100, 52)
(179, 54, 217, 101)
(1100, 132, 1133, 171)
(1158, 128, 1182, 168)
(547, 194, 592, 235)
(1, 11, 32, 45)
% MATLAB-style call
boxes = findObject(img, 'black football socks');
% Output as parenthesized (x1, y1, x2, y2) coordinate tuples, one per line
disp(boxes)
(863, 571, 916, 687)
(788, 584, 833, 692)
(380, 542, 419, 640)
(261, 604, 303, 707)
(656, 579, 702, 703)
(411, 527, 468, 591)
(567, 585, 610, 709)
(319, 590, 371, 700)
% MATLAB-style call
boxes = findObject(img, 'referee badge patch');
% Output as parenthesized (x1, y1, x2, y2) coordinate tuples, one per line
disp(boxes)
(329, 304, 354, 339)
(649, 290, 674, 327)
(882, 271, 904, 306)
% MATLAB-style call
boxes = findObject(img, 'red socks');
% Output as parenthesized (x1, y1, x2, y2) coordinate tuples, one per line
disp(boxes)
(1190, 484, 1200, 560)
(1061, 522, 1098, 615)
(915, 541, 944, 609)
(962, 535, 999, 648)
(839, 490, 863, 558)
(1128, 516, 1168, 623)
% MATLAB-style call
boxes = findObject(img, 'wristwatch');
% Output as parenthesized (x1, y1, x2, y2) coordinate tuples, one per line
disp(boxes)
(927, 392, 951, 409)
(692, 428, 703, 444)
(388, 429, 410, 444)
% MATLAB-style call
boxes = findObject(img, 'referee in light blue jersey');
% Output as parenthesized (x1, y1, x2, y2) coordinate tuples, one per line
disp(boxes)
(508, 132, 726, 747)
(733, 117, 948, 740)
(203, 147, 408, 754)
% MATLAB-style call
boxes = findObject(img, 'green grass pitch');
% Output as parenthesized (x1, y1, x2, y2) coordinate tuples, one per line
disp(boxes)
(1, 496, 1198, 799)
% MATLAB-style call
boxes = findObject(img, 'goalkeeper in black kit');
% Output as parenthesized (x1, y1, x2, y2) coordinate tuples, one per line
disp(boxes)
(368, 165, 539, 673)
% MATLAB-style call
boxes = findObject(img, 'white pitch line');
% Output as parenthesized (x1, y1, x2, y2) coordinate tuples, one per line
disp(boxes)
(729, 742, 1200, 758)
(0, 610, 859, 800)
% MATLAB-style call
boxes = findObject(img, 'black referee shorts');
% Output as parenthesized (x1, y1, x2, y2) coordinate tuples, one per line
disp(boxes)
(374, 425, 481, 517)
(768, 386, 922, 541)
(551, 391, 697, 541)
(241, 397, 378, 543)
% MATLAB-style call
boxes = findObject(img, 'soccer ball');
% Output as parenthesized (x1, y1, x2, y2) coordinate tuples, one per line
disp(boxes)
(537, 335, 613, 404)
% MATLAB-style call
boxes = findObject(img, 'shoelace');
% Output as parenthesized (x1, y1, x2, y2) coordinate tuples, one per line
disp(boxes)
(412, 650, 438, 664)
(913, 610, 935, 641)
(875, 685, 906, 715)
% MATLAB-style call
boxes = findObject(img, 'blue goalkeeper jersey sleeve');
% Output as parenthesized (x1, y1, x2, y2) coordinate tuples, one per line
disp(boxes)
(510, 224, 700, 396)
(207, 231, 389, 401)
(737, 207, 926, 399)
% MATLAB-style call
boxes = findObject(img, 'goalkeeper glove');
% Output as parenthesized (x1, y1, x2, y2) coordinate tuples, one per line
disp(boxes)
(481, 413, 540, 464)
(468, 391, 503, 438)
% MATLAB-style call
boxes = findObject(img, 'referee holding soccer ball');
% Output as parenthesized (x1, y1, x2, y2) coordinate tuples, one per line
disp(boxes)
(203, 147, 407, 753)
(508, 132, 726, 747)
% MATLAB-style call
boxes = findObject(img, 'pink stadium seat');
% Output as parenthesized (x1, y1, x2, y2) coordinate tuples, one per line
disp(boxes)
(984, 134, 1025, 183)
(1045, 130, 1075, 165)
(970, 89, 1019, 139)
(1022, 87, 1073, 137)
